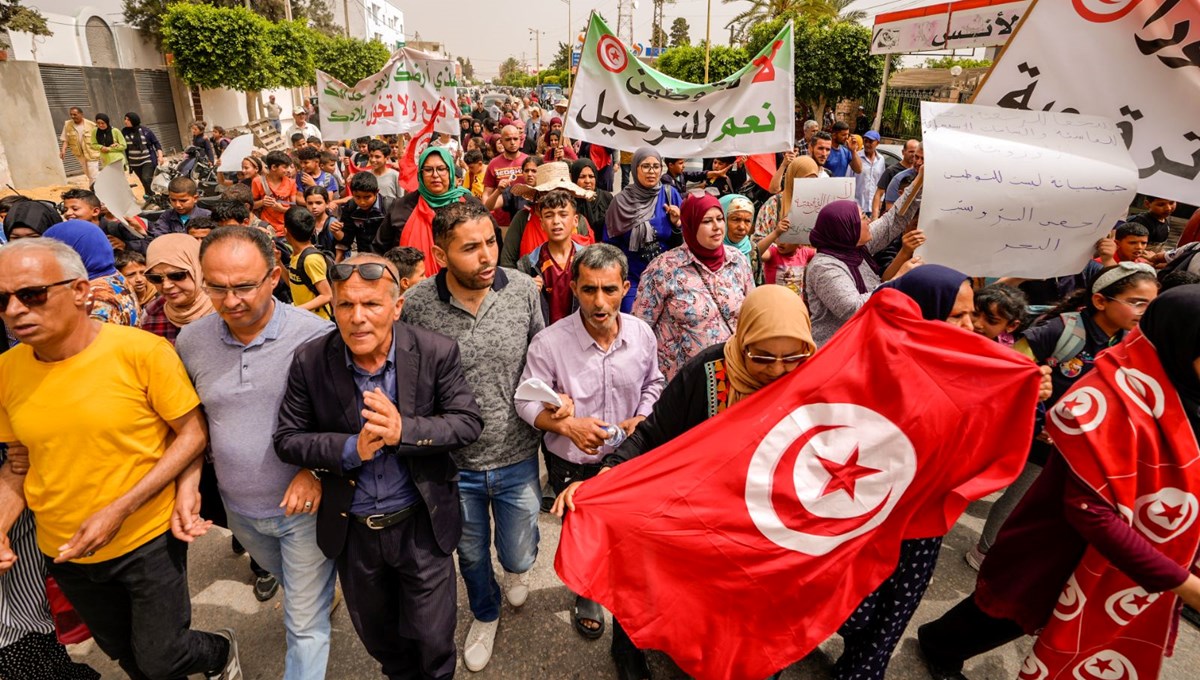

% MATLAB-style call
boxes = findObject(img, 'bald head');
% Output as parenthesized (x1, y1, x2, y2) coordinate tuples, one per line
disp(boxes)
(499, 125, 522, 158)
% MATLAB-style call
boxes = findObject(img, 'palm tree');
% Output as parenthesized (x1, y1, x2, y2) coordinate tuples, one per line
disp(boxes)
(723, 0, 866, 43)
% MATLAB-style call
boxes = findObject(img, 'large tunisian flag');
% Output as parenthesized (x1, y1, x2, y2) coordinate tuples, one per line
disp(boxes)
(555, 289, 1043, 680)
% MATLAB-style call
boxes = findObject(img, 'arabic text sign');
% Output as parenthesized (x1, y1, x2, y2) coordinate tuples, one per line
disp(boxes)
(974, 0, 1200, 203)
(564, 14, 794, 157)
(783, 178, 857, 245)
(871, 4, 951, 55)
(318, 48, 460, 141)
(919, 102, 1137, 279)
(945, 0, 1029, 49)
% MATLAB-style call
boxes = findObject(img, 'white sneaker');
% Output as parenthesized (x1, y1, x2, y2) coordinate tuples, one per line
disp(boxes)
(504, 570, 531, 608)
(205, 628, 243, 680)
(463, 617, 499, 672)
(965, 544, 986, 571)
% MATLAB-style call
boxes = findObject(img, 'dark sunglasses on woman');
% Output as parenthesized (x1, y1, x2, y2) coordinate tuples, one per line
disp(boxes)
(145, 270, 190, 285)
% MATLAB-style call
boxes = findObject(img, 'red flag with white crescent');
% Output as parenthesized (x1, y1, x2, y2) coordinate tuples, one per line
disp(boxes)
(555, 289, 1042, 680)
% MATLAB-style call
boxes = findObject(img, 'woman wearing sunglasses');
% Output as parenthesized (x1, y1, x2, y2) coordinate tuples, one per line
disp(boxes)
(139, 234, 214, 344)
(553, 284, 815, 680)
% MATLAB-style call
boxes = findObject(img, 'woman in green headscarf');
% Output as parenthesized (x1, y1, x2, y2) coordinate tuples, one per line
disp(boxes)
(375, 145, 481, 275)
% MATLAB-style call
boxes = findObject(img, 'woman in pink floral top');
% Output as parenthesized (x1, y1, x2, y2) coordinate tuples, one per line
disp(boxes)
(633, 193, 754, 380)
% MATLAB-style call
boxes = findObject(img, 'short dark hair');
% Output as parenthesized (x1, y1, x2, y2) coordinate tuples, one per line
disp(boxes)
(349, 171, 379, 194)
(114, 249, 146, 269)
(810, 131, 833, 145)
(367, 139, 390, 156)
(210, 198, 250, 225)
(384, 246, 425, 279)
(319, 151, 337, 164)
(1161, 270, 1200, 291)
(432, 200, 493, 249)
(1115, 222, 1150, 240)
(464, 150, 484, 165)
(168, 176, 198, 195)
(522, 155, 542, 170)
(264, 151, 293, 169)
(186, 216, 216, 233)
(713, 156, 736, 166)
(832, 121, 850, 132)
(536, 189, 577, 214)
(974, 283, 1028, 324)
(200, 225, 277, 269)
(61, 188, 101, 209)
(221, 183, 255, 211)
(297, 146, 321, 162)
(306, 135, 321, 146)
(284, 205, 316, 242)
(355, 136, 371, 145)
(571, 243, 628, 281)
(290, 132, 305, 143)
(213, 125, 226, 135)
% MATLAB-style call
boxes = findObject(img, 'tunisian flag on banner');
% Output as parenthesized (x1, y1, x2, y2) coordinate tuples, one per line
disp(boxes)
(555, 289, 1042, 680)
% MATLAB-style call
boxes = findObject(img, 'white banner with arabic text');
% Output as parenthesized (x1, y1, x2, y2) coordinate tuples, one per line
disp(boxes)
(946, 0, 1030, 49)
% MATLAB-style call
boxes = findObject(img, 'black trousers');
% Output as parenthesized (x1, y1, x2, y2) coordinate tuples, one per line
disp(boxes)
(131, 163, 155, 198)
(338, 507, 457, 680)
(917, 592, 1025, 673)
(45, 533, 228, 680)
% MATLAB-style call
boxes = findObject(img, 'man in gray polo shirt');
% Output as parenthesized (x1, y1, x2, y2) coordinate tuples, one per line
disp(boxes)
(401, 201, 545, 672)
(176, 226, 336, 680)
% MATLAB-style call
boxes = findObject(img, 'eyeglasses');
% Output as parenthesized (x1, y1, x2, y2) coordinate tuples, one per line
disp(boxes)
(421, 166, 450, 175)
(745, 348, 813, 366)
(0, 279, 78, 309)
(329, 263, 399, 284)
(638, 164, 662, 172)
(146, 270, 191, 285)
(1104, 296, 1152, 311)
(202, 272, 272, 299)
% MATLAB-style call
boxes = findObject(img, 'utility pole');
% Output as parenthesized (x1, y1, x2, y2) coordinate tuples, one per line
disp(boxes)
(343, 0, 350, 37)
(704, 0, 712, 82)
(617, 0, 634, 48)
(560, 0, 571, 90)
(529, 28, 544, 87)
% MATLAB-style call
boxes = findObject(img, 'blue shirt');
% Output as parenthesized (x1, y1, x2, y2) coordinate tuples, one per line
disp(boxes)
(339, 336, 420, 514)
(824, 143, 853, 178)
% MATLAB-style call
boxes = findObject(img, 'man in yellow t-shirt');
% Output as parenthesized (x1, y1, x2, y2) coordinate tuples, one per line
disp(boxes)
(0, 239, 241, 680)
(283, 206, 333, 320)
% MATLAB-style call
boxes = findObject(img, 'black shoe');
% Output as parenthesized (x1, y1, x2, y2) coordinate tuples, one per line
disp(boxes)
(916, 637, 969, 680)
(253, 574, 279, 602)
(1183, 605, 1200, 629)
(231, 537, 246, 556)
(540, 484, 555, 513)
(613, 650, 651, 680)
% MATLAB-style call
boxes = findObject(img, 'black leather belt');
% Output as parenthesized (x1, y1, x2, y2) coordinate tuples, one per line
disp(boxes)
(351, 503, 420, 530)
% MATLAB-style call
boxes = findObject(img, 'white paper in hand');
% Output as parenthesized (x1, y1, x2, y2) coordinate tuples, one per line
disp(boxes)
(217, 134, 256, 173)
(93, 163, 140, 227)
(514, 378, 562, 407)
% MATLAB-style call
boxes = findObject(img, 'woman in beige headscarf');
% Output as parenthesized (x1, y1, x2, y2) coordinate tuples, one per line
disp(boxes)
(139, 233, 215, 344)
(752, 156, 821, 243)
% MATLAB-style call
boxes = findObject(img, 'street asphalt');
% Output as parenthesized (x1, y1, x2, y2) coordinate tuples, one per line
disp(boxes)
(70, 491, 1200, 679)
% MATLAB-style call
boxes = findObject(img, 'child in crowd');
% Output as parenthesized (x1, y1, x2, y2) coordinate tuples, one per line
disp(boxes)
(367, 139, 401, 200)
(296, 146, 338, 194)
(1111, 222, 1151, 263)
(516, 189, 588, 324)
(462, 150, 486, 198)
(1125, 194, 1177, 245)
(151, 176, 210, 238)
(384, 246, 428, 295)
(303, 186, 340, 256)
(290, 133, 306, 152)
(319, 151, 343, 194)
(971, 283, 1027, 346)
(755, 215, 815, 291)
(337, 171, 393, 260)
(114, 248, 157, 308)
(352, 136, 371, 169)
(185, 216, 215, 241)
(282, 206, 333, 320)
(252, 151, 299, 236)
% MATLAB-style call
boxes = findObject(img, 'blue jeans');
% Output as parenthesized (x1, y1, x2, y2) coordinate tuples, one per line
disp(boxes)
(457, 456, 540, 622)
(224, 507, 336, 680)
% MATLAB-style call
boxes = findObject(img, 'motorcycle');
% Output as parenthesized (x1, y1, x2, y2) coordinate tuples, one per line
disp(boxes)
(144, 145, 222, 211)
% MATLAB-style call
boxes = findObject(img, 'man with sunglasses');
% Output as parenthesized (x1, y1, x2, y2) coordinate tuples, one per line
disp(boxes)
(0, 238, 242, 680)
(175, 226, 336, 680)
(275, 254, 483, 680)
(400, 201, 545, 672)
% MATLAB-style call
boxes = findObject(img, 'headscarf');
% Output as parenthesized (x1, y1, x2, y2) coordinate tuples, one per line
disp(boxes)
(2, 199, 61, 239)
(544, 117, 564, 145)
(44, 220, 117, 279)
(809, 199, 877, 294)
(123, 112, 144, 151)
(94, 113, 114, 147)
(780, 156, 820, 213)
(605, 147, 663, 243)
(723, 284, 816, 406)
(1139, 284, 1200, 430)
(680, 193, 725, 272)
(417, 146, 471, 209)
(720, 193, 754, 258)
(570, 158, 612, 235)
(146, 234, 215, 326)
(876, 264, 970, 321)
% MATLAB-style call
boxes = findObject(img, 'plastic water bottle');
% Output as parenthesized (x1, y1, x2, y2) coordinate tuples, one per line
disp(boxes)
(600, 425, 626, 454)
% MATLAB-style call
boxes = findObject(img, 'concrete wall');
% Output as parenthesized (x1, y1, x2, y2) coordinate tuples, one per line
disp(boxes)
(197, 87, 300, 128)
(0, 61, 68, 188)
(5, 7, 162, 69)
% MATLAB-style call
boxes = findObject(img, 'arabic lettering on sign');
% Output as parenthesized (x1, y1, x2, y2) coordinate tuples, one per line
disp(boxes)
(870, 6, 951, 55)
(946, 0, 1031, 49)
(783, 178, 856, 245)
(919, 102, 1138, 279)
(318, 48, 460, 141)
(974, 0, 1199, 202)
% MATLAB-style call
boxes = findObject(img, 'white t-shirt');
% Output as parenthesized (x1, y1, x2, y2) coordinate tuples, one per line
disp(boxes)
(284, 122, 323, 141)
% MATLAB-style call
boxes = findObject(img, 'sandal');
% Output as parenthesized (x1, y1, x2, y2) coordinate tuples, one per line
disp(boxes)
(573, 595, 606, 640)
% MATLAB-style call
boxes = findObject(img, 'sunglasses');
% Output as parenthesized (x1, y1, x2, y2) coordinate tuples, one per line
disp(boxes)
(0, 278, 78, 309)
(329, 263, 399, 284)
(145, 270, 191, 285)
(744, 348, 813, 366)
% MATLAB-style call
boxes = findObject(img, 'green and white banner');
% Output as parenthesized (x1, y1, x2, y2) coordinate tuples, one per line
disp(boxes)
(564, 14, 794, 157)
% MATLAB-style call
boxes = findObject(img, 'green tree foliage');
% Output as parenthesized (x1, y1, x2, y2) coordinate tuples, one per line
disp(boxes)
(549, 41, 571, 72)
(314, 34, 390, 84)
(163, 4, 278, 91)
(747, 16, 885, 121)
(266, 20, 315, 88)
(655, 43, 749, 84)
(668, 17, 690, 47)
(457, 55, 475, 82)
(127, 0, 338, 48)
(650, 20, 668, 49)
(498, 56, 525, 85)
(0, 0, 51, 46)
(923, 55, 992, 69)
(724, 0, 866, 44)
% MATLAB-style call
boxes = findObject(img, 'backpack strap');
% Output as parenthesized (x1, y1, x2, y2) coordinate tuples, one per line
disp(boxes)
(1047, 312, 1087, 367)
(291, 246, 334, 318)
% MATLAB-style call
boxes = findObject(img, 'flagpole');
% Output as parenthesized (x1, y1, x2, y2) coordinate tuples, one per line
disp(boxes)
(704, 0, 712, 82)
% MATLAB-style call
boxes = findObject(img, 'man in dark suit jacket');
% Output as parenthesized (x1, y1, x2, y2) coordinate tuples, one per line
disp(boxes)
(275, 253, 483, 680)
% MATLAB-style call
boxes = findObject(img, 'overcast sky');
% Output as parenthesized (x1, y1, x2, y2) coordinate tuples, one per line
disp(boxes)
(394, 0, 892, 78)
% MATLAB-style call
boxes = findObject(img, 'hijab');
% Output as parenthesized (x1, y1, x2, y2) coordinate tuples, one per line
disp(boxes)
(44, 220, 118, 279)
(605, 147, 663, 240)
(719, 193, 754, 258)
(123, 112, 144, 151)
(544, 117, 564, 145)
(809, 199, 877, 294)
(680, 193, 725, 272)
(876, 264, 970, 321)
(2, 199, 61, 239)
(417, 147, 471, 209)
(145, 234, 215, 326)
(780, 156, 820, 213)
(723, 284, 816, 406)
(94, 113, 114, 147)
(570, 158, 612, 234)
(1139, 284, 1200, 431)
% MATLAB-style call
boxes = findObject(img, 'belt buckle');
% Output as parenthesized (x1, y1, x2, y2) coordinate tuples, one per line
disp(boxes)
(365, 514, 387, 530)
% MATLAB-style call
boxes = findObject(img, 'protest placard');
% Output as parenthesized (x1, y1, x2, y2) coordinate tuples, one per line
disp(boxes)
(564, 14, 793, 157)
(317, 48, 460, 141)
(918, 102, 1137, 279)
(783, 177, 856, 245)
(974, 0, 1199, 203)
(216, 134, 255, 173)
(945, 0, 1029, 49)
